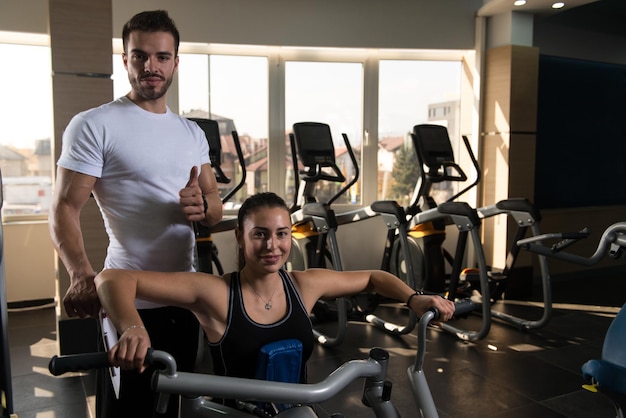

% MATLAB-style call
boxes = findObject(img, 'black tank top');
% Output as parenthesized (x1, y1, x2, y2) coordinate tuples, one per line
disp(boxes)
(209, 269, 314, 382)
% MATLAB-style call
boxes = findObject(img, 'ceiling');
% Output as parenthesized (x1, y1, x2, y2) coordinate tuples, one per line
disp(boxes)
(478, 0, 626, 38)
(477, 0, 598, 17)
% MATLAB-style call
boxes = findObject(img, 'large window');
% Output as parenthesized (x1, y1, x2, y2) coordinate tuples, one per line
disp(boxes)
(112, 53, 130, 99)
(0, 36, 472, 228)
(179, 54, 268, 208)
(378, 60, 462, 205)
(0, 39, 53, 219)
(113, 51, 270, 209)
(285, 61, 363, 205)
(111, 44, 475, 216)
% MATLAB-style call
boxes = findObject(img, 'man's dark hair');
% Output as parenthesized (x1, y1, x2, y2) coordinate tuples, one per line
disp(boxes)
(122, 10, 180, 55)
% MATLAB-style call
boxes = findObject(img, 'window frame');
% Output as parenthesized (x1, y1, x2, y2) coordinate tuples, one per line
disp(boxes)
(0, 32, 53, 223)
(0, 35, 477, 222)
(114, 41, 480, 216)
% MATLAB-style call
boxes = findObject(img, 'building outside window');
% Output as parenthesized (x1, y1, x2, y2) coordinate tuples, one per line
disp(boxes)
(1, 38, 470, 221)
(0, 38, 53, 219)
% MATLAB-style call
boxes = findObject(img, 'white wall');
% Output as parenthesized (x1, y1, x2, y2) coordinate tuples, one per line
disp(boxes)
(3, 0, 624, 64)
(0, 0, 48, 34)
(1, 0, 483, 50)
(113, 0, 482, 50)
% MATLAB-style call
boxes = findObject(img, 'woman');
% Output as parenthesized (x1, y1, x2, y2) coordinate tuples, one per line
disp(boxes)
(95, 192, 455, 378)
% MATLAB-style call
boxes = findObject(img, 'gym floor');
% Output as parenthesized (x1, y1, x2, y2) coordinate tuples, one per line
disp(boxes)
(7, 271, 626, 418)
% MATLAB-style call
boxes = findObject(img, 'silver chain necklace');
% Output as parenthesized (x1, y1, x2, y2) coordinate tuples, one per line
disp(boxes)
(242, 271, 280, 310)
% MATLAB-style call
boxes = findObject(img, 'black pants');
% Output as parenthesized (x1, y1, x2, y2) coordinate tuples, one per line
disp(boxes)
(96, 306, 200, 418)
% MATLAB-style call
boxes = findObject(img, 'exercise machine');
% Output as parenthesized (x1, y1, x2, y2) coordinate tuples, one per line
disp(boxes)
(409, 299, 474, 417)
(48, 300, 475, 418)
(364, 198, 490, 341)
(517, 222, 626, 417)
(362, 125, 494, 341)
(288, 122, 490, 342)
(287, 121, 361, 347)
(188, 118, 246, 275)
(403, 124, 552, 331)
(582, 301, 626, 418)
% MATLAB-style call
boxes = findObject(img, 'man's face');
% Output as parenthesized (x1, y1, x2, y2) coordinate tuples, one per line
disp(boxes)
(123, 30, 178, 102)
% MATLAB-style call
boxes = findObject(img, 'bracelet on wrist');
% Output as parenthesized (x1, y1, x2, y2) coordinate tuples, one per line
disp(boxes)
(406, 291, 424, 307)
(122, 325, 145, 334)
(202, 194, 208, 214)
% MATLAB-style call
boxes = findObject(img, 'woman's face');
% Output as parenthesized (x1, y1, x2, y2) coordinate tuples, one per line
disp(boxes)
(237, 206, 292, 274)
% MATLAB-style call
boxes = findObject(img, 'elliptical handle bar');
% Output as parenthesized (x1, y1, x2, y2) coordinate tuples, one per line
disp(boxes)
(431, 298, 475, 321)
(49, 347, 400, 417)
(414, 298, 475, 370)
(49, 348, 174, 414)
(328, 133, 360, 206)
(409, 298, 475, 418)
(549, 227, 591, 253)
(49, 351, 111, 376)
(517, 222, 626, 265)
(48, 347, 176, 377)
(446, 135, 481, 203)
(220, 130, 247, 204)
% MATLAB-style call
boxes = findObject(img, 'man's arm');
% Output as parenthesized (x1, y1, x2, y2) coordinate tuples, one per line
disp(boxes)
(180, 165, 223, 227)
(48, 166, 100, 318)
(198, 162, 222, 227)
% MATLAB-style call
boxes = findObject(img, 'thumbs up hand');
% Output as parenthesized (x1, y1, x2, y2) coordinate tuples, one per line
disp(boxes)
(180, 166, 206, 222)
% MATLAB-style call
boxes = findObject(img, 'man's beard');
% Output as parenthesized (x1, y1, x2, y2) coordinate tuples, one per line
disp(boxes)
(129, 73, 173, 101)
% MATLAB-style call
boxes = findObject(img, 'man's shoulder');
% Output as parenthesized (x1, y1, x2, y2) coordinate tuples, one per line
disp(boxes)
(176, 113, 204, 129)
(175, 115, 210, 143)
(74, 97, 129, 121)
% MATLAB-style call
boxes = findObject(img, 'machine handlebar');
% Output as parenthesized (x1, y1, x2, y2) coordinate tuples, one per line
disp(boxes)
(426, 298, 475, 322)
(517, 222, 626, 265)
(48, 299, 476, 417)
(49, 351, 111, 376)
(48, 346, 397, 416)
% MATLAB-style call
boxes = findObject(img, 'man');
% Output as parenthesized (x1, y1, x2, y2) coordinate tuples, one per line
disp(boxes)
(48, 10, 222, 418)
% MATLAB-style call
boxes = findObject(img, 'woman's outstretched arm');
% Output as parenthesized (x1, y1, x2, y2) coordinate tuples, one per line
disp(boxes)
(293, 268, 455, 321)
(95, 269, 150, 371)
(94, 269, 220, 371)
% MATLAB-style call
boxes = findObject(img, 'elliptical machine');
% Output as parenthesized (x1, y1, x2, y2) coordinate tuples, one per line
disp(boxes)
(188, 118, 247, 275)
(287, 122, 491, 342)
(397, 124, 552, 331)
(287, 121, 360, 347)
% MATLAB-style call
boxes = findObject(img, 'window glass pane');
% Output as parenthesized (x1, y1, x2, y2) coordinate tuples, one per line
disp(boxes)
(112, 54, 131, 99)
(285, 61, 363, 205)
(378, 60, 461, 205)
(179, 54, 209, 113)
(179, 55, 268, 209)
(0, 43, 53, 218)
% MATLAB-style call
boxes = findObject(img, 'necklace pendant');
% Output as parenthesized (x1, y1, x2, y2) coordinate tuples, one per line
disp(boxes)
(265, 302, 272, 310)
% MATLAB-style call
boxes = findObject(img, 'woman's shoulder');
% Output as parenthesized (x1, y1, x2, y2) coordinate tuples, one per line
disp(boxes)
(291, 268, 331, 277)
(288, 268, 337, 285)
(188, 271, 231, 289)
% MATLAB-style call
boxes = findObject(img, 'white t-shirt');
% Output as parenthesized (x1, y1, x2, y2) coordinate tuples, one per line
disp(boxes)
(58, 96, 211, 307)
